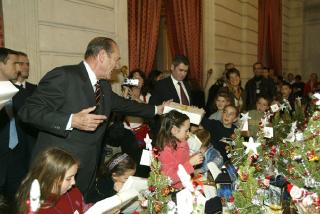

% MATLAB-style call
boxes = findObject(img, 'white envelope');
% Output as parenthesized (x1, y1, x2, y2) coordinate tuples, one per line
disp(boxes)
(140, 149, 151, 166)
(187, 133, 202, 155)
(176, 189, 193, 214)
(85, 189, 138, 214)
(207, 162, 221, 180)
(119, 176, 147, 193)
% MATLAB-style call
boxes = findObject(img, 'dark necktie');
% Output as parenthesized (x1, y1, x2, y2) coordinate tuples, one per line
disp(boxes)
(178, 82, 189, 105)
(95, 81, 102, 106)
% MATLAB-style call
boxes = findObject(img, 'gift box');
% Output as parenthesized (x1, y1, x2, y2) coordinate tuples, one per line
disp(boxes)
(163, 102, 205, 125)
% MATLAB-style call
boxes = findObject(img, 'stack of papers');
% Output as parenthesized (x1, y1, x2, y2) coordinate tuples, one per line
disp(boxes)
(163, 102, 205, 125)
(85, 189, 138, 214)
(0, 81, 19, 110)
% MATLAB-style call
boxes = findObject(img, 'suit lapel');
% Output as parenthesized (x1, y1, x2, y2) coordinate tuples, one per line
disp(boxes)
(78, 62, 96, 106)
(167, 78, 180, 103)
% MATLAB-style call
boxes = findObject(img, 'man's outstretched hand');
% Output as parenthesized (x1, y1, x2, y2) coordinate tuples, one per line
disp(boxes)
(156, 100, 172, 115)
(71, 106, 107, 131)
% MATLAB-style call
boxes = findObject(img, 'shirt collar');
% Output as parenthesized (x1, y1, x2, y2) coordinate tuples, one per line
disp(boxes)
(171, 75, 180, 85)
(83, 61, 98, 87)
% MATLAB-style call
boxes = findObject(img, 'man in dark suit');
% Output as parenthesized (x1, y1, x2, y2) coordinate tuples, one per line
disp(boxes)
(18, 37, 167, 200)
(14, 52, 38, 161)
(0, 48, 29, 203)
(245, 62, 276, 110)
(149, 55, 192, 137)
(149, 55, 192, 106)
(15, 51, 37, 91)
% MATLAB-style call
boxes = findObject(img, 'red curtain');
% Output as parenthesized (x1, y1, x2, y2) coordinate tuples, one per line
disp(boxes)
(128, 0, 162, 75)
(165, 0, 203, 86)
(258, 0, 282, 75)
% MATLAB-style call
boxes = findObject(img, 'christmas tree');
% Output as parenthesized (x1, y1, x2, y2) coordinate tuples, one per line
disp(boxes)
(142, 148, 174, 214)
(289, 94, 320, 195)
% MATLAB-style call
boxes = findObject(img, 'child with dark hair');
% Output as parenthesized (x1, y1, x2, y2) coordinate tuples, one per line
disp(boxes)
(157, 110, 204, 189)
(86, 153, 136, 203)
(292, 75, 305, 98)
(280, 81, 295, 108)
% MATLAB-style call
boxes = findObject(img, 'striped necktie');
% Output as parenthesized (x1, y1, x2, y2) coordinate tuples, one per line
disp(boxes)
(178, 82, 189, 105)
(95, 81, 101, 106)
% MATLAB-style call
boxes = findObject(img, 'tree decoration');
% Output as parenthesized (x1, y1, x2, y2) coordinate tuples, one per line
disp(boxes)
(240, 112, 251, 131)
(242, 137, 261, 156)
(142, 147, 174, 214)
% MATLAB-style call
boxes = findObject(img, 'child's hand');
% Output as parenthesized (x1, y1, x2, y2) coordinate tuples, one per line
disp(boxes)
(189, 152, 204, 166)
(113, 181, 123, 192)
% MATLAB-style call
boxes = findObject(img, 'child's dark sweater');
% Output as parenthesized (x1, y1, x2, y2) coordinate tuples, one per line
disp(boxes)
(201, 118, 237, 162)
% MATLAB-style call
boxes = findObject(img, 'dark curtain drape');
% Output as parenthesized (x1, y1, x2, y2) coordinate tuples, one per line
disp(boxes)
(165, 0, 203, 86)
(258, 0, 282, 75)
(128, 0, 162, 75)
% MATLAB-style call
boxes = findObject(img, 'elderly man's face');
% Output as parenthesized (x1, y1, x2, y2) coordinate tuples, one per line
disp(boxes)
(97, 44, 121, 80)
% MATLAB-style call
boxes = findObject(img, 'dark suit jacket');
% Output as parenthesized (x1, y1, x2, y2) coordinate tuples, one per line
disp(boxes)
(18, 62, 155, 197)
(149, 76, 193, 106)
(0, 85, 30, 191)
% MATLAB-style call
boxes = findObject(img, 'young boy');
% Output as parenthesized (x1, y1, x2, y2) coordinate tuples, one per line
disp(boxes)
(280, 81, 294, 108)
(208, 91, 233, 121)
(192, 129, 224, 173)
(248, 96, 270, 137)
(201, 105, 238, 163)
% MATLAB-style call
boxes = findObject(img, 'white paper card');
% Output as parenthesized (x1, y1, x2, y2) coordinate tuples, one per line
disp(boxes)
(177, 164, 193, 192)
(176, 189, 193, 214)
(30, 179, 41, 212)
(0, 81, 19, 110)
(264, 127, 274, 138)
(207, 162, 221, 180)
(140, 149, 151, 166)
(163, 102, 205, 125)
(187, 133, 202, 155)
(120, 176, 147, 193)
(241, 121, 249, 131)
(85, 189, 138, 214)
(203, 185, 217, 200)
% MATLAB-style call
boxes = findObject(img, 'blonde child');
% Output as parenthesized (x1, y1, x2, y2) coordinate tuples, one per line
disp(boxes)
(157, 110, 203, 189)
(202, 105, 238, 163)
(208, 91, 233, 121)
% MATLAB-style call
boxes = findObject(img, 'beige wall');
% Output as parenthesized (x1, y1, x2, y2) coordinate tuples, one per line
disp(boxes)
(203, 0, 258, 99)
(2, 0, 128, 85)
(303, 0, 320, 80)
(282, 0, 304, 77)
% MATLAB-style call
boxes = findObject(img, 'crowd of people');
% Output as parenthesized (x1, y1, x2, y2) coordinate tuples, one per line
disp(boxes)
(0, 37, 319, 213)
